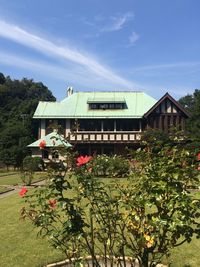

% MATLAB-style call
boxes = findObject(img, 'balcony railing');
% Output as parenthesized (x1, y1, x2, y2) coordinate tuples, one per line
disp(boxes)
(67, 131, 142, 143)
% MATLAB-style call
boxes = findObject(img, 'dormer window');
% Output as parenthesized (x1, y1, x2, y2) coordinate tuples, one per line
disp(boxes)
(87, 98, 126, 110)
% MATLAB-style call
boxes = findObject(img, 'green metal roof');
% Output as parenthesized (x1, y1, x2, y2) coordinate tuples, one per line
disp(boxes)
(33, 91, 157, 119)
(28, 132, 72, 148)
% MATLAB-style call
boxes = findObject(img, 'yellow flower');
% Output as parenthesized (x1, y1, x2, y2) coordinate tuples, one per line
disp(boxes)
(144, 233, 150, 241)
(145, 236, 154, 248)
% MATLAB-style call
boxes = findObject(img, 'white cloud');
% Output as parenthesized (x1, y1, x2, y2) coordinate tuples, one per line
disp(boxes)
(100, 12, 134, 32)
(0, 20, 136, 89)
(0, 51, 141, 91)
(129, 31, 139, 45)
(0, 52, 71, 80)
(130, 62, 200, 72)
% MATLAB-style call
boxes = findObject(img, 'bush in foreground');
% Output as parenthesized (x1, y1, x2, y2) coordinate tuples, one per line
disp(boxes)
(20, 142, 200, 267)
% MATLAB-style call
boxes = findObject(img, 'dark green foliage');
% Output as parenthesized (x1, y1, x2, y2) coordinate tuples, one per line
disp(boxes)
(92, 154, 130, 177)
(23, 156, 43, 172)
(0, 73, 5, 85)
(179, 89, 200, 139)
(0, 73, 56, 168)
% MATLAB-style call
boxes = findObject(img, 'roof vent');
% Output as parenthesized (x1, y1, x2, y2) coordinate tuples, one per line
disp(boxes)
(67, 86, 73, 97)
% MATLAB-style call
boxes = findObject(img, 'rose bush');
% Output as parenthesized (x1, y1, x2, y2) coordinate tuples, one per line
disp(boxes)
(20, 141, 200, 267)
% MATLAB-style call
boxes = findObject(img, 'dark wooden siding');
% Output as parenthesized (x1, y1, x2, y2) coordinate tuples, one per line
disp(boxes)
(146, 99, 186, 132)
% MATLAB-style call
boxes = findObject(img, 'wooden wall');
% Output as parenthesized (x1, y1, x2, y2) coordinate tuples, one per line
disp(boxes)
(146, 99, 186, 132)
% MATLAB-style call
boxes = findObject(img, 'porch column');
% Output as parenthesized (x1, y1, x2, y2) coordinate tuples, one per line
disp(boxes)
(41, 119, 46, 137)
(139, 120, 142, 132)
(65, 119, 71, 137)
(101, 120, 104, 132)
(114, 120, 116, 132)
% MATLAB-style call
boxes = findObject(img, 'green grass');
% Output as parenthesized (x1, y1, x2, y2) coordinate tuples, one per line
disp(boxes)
(0, 186, 13, 193)
(0, 178, 200, 267)
(0, 171, 18, 177)
(0, 172, 47, 186)
(0, 192, 64, 267)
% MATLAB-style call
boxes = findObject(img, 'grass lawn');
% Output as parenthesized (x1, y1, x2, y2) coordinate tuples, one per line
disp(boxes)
(0, 192, 64, 267)
(0, 172, 47, 186)
(0, 178, 200, 267)
(0, 171, 18, 177)
(0, 186, 13, 194)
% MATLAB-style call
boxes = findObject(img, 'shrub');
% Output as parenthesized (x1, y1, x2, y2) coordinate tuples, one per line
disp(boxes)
(92, 154, 130, 177)
(21, 148, 200, 267)
(23, 156, 43, 172)
(20, 171, 33, 186)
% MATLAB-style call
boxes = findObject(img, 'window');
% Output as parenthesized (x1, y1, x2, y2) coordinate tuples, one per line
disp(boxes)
(89, 103, 126, 110)
(78, 119, 101, 131)
(116, 119, 140, 131)
(52, 150, 59, 160)
(103, 120, 114, 131)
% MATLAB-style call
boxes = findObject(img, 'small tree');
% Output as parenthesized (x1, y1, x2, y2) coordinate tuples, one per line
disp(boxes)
(127, 141, 200, 266)
(23, 156, 43, 172)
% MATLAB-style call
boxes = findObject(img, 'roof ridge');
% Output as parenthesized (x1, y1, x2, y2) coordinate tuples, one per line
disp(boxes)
(75, 90, 143, 93)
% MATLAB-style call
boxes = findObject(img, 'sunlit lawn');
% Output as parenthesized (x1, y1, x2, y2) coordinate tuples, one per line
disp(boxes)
(0, 172, 47, 186)
(0, 192, 64, 267)
(0, 177, 200, 267)
(0, 186, 13, 194)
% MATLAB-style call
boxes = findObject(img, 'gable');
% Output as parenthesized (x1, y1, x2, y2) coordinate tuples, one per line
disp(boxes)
(144, 93, 190, 118)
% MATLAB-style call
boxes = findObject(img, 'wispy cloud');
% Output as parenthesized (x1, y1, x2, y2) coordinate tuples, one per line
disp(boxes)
(0, 20, 136, 89)
(100, 12, 134, 32)
(0, 51, 141, 91)
(0, 52, 71, 80)
(130, 62, 200, 72)
(129, 31, 139, 45)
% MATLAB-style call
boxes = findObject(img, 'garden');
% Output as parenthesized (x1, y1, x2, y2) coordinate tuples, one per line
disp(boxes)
(1, 132, 200, 267)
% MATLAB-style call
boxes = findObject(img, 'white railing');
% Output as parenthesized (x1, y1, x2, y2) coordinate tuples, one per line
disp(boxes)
(68, 132, 142, 143)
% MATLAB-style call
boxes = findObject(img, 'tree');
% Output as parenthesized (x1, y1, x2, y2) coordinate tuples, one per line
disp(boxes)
(0, 74, 56, 168)
(179, 89, 200, 139)
(128, 142, 200, 266)
(0, 72, 5, 84)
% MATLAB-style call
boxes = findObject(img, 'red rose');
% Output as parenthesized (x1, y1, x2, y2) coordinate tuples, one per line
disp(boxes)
(49, 199, 57, 209)
(197, 153, 200, 161)
(76, 155, 92, 166)
(39, 140, 46, 149)
(19, 187, 28, 197)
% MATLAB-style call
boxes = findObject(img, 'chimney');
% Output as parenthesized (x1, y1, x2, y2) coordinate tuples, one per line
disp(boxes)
(67, 86, 73, 97)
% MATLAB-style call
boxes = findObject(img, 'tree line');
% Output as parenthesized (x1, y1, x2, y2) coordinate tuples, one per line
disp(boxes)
(0, 72, 55, 169)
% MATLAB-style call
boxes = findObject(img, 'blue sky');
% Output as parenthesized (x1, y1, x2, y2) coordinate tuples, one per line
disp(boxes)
(0, 0, 200, 101)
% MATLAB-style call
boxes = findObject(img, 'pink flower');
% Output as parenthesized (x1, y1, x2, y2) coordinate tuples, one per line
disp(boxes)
(197, 166, 200, 171)
(19, 187, 28, 197)
(49, 199, 57, 209)
(197, 153, 200, 161)
(76, 156, 92, 166)
(39, 140, 46, 149)
(88, 167, 92, 173)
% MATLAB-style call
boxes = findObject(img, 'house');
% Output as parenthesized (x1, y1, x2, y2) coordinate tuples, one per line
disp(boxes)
(28, 87, 189, 158)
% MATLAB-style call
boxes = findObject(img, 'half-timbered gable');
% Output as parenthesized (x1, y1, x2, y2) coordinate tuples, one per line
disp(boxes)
(144, 93, 190, 133)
